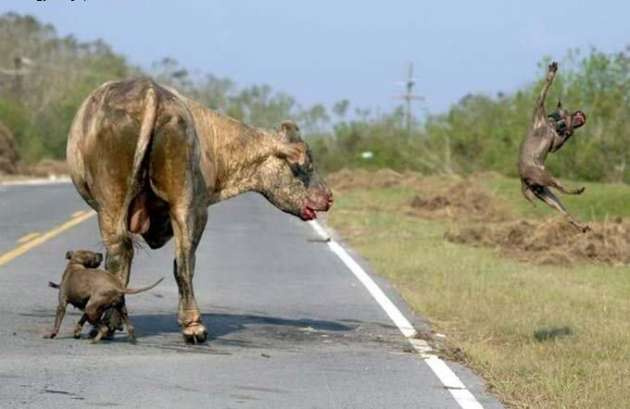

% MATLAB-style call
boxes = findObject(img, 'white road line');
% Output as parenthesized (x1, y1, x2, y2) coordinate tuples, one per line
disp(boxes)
(308, 220, 486, 409)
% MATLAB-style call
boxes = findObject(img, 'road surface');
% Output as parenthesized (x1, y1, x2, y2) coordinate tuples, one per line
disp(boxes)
(0, 181, 504, 409)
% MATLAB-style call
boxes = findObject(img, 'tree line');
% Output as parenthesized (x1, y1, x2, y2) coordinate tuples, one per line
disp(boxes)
(2, 12, 630, 183)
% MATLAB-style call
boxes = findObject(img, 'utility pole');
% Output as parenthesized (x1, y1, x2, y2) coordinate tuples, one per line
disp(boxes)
(0, 57, 32, 101)
(13, 57, 23, 100)
(394, 62, 423, 136)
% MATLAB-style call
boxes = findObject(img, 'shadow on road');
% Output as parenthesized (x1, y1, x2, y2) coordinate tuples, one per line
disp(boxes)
(131, 312, 355, 340)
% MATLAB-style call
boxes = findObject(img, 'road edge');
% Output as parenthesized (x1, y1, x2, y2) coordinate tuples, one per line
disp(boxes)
(308, 219, 487, 409)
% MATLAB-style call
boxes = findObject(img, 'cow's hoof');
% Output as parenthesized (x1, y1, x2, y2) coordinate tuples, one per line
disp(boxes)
(182, 323, 208, 344)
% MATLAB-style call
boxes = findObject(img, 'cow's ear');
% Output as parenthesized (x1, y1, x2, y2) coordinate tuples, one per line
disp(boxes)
(278, 120, 301, 142)
(275, 142, 306, 166)
(65, 250, 73, 260)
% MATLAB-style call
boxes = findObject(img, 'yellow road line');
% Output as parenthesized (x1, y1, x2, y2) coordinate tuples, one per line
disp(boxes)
(0, 211, 96, 267)
(17, 232, 40, 244)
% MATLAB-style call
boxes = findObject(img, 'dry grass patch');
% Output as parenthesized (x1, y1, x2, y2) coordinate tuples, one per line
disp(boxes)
(446, 217, 630, 266)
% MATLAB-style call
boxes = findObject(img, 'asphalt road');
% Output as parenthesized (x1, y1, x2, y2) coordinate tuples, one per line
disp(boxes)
(0, 182, 504, 409)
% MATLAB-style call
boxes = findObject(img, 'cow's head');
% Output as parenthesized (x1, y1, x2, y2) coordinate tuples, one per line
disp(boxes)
(258, 121, 333, 220)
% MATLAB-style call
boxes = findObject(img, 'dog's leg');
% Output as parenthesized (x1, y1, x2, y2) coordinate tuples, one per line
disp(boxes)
(73, 314, 88, 339)
(533, 186, 590, 232)
(85, 300, 108, 344)
(521, 180, 537, 205)
(548, 178, 585, 195)
(119, 306, 136, 344)
(530, 168, 585, 196)
(91, 324, 109, 344)
(46, 302, 67, 339)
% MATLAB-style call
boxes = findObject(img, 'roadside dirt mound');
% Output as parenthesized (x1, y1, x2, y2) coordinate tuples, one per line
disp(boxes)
(326, 169, 510, 222)
(0, 122, 19, 174)
(408, 180, 511, 222)
(445, 217, 630, 266)
(326, 168, 416, 191)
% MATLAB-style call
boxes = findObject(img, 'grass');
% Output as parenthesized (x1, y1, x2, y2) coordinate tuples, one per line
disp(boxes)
(481, 175, 630, 222)
(326, 173, 630, 409)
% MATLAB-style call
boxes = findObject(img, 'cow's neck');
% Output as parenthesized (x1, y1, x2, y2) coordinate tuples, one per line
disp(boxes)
(186, 100, 276, 203)
(214, 143, 269, 202)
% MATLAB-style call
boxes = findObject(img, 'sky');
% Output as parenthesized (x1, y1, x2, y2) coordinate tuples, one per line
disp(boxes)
(3, 0, 629, 115)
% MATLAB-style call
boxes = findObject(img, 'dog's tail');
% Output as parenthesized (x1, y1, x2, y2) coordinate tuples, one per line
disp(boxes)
(48, 281, 60, 289)
(123, 277, 164, 295)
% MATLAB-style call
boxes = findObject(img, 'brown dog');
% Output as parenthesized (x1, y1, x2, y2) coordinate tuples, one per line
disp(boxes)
(46, 250, 163, 343)
(518, 61, 589, 232)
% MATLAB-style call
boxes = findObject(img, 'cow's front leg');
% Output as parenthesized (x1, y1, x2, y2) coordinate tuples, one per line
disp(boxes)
(171, 206, 208, 344)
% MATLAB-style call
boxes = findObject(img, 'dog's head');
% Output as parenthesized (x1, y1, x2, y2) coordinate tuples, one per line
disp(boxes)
(551, 101, 587, 137)
(65, 250, 103, 268)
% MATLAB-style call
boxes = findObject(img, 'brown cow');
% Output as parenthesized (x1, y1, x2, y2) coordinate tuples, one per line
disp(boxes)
(66, 79, 333, 343)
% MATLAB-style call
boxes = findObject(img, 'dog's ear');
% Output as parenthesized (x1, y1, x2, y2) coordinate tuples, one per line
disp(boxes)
(65, 250, 73, 260)
(557, 100, 563, 109)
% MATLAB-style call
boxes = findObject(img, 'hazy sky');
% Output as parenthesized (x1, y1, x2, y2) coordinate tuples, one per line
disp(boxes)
(4, 1, 629, 115)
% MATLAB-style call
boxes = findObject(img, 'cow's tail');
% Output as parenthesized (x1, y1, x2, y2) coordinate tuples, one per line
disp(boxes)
(123, 277, 164, 295)
(121, 84, 158, 237)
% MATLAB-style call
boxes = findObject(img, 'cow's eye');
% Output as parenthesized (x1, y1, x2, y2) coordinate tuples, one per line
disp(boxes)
(290, 163, 310, 185)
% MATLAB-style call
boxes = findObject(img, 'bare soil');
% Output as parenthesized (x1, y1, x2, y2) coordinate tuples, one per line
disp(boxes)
(327, 168, 630, 266)
(407, 179, 511, 222)
(445, 217, 630, 266)
(326, 168, 420, 191)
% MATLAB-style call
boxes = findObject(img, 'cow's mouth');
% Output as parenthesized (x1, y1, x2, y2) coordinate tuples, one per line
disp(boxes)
(299, 193, 333, 221)
(300, 206, 318, 221)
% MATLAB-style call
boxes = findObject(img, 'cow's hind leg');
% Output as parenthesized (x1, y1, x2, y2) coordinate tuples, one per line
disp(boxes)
(170, 204, 208, 343)
(119, 305, 136, 344)
(95, 204, 135, 335)
(150, 109, 209, 343)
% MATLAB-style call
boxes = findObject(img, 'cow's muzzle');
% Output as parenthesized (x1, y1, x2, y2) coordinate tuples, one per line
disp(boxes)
(300, 187, 333, 221)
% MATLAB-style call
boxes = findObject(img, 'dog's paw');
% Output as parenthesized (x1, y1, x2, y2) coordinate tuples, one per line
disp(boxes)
(576, 187, 586, 195)
(43, 332, 57, 339)
(582, 225, 591, 233)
